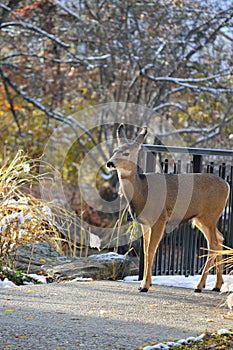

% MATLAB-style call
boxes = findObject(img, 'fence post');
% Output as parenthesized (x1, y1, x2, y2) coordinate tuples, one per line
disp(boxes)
(146, 151, 156, 172)
(193, 154, 203, 173)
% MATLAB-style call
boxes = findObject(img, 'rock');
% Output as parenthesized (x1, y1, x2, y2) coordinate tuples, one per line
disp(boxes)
(13, 243, 132, 281)
(13, 242, 71, 273)
(43, 252, 131, 281)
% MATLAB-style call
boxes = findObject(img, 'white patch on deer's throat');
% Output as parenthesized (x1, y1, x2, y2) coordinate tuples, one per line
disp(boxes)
(117, 168, 132, 177)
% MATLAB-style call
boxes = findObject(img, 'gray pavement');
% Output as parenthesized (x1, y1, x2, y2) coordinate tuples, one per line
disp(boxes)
(0, 280, 232, 350)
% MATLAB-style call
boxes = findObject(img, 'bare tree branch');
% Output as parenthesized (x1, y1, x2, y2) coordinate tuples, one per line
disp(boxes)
(0, 21, 70, 48)
(3, 72, 109, 162)
(0, 66, 21, 134)
(140, 70, 233, 94)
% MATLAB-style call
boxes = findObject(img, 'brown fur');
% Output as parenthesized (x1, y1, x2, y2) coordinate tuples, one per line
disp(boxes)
(107, 124, 230, 292)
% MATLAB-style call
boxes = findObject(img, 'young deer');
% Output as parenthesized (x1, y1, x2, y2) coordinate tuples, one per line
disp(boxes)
(106, 124, 230, 293)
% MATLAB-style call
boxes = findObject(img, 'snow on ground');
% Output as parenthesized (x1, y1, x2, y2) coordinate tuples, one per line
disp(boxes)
(142, 330, 232, 350)
(0, 274, 47, 288)
(1, 270, 233, 293)
(123, 274, 233, 292)
(0, 278, 17, 288)
(1, 252, 233, 292)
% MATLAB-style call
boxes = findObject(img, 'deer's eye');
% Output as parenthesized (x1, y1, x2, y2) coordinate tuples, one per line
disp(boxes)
(122, 152, 129, 156)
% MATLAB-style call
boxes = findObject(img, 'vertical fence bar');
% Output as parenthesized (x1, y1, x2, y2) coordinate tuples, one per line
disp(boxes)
(193, 154, 202, 173)
(146, 151, 156, 173)
(225, 166, 233, 248)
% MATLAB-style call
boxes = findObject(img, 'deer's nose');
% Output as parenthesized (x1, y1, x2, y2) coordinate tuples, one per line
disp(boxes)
(106, 161, 115, 168)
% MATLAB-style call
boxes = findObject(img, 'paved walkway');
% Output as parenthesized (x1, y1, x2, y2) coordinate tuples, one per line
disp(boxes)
(0, 280, 232, 349)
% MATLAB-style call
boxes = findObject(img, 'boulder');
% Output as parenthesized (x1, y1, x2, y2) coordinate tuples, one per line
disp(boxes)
(43, 252, 131, 281)
(13, 242, 72, 273)
(13, 243, 132, 281)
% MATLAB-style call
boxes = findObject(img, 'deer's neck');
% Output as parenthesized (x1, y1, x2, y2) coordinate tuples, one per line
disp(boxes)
(118, 171, 147, 221)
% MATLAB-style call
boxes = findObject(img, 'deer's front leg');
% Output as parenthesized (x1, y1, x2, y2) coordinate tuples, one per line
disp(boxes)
(139, 220, 166, 292)
(139, 225, 150, 292)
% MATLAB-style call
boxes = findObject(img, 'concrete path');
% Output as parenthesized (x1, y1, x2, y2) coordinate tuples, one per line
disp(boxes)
(0, 280, 232, 350)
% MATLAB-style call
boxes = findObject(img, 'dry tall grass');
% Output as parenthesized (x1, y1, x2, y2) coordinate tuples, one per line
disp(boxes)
(0, 150, 82, 269)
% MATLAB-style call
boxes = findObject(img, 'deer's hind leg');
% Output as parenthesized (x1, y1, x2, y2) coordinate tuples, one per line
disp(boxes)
(139, 220, 166, 292)
(213, 228, 224, 291)
(194, 218, 224, 293)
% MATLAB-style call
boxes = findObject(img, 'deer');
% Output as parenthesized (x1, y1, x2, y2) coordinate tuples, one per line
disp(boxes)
(106, 124, 230, 293)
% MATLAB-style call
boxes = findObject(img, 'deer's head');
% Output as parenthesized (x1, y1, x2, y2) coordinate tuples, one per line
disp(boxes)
(106, 124, 147, 177)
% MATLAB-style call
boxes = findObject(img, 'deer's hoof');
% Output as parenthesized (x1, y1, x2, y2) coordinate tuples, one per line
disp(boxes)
(194, 288, 202, 293)
(212, 287, 221, 292)
(139, 287, 148, 292)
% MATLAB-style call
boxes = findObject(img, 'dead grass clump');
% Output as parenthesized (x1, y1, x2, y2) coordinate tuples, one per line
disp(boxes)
(0, 150, 64, 268)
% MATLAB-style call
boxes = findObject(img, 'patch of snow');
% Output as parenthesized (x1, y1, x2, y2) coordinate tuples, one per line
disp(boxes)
(143, 333, 206, 349)
(0, 273, 47, 289)
(26, 274, 47, 284)
(68, 277, 93, 283)
(123, 275, 233, 291)
(217, 329, 231, 335)
(0, 210, 32, 232)
(195, 333, 206, 341)
(89, 252, 126, 261)
(0, 278, 17, 288)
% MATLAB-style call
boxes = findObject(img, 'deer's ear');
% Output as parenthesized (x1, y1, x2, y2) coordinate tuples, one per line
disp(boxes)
(117, 123, 128, 145)
(135, 126, 147, 145)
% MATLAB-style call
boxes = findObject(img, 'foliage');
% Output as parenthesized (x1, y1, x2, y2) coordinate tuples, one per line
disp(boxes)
(0, 150, 71, 269)
(0, 0, 232, 161)
(0, 149, 123, 270)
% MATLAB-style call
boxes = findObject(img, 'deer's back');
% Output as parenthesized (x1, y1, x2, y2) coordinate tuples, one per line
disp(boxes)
(142, 172, 229, 225)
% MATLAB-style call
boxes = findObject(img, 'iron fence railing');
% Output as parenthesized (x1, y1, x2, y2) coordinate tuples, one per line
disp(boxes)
(138, 145, 233, 279)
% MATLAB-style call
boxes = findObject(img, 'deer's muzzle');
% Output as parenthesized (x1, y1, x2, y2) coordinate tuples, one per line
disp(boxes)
(106, 161, 115, 169)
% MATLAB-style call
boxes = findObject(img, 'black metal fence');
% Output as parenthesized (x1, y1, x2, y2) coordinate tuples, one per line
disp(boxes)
(138, 145, 233, 278)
